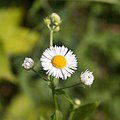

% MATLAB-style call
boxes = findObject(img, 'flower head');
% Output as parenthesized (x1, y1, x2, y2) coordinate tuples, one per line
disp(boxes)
(40, 46, 77, 79)
(44, 13, 61, 32)
(80, 69, 94, 86)
(22, 57, 34, 70)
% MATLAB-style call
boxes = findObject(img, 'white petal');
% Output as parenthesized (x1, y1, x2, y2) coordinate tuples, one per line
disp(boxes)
(60, 46, 68, 55)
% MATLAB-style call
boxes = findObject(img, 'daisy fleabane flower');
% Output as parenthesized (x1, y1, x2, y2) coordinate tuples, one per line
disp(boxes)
(40, 46, 77, 80)
(80, 69, 94, 86)
(22, 57, 34, 70)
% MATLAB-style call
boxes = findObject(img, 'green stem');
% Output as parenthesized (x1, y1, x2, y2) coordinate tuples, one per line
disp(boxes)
(31, 68, 47, 81)
(56, 82, 80, 91)
(63, 93, 75, 106)
(52, 88, 59, 110)
(50, 78, 59, 120)
(50, 30, 53, 47)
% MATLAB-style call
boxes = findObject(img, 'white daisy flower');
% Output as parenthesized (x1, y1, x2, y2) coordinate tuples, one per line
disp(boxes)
(40, 46, 77, 80)
(80, 69, 94, 86)
(22, 57, 34, 70)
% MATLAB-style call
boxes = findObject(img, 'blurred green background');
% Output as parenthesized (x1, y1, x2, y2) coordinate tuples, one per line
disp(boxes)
(0, 0, 120, 120)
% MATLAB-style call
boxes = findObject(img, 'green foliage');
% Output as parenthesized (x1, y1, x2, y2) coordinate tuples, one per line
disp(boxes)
(0, 0, 120, 120)
(4, 94, 53, 120)
(4, 94, 37, 120)
(0, 43, 15, 82)
(55, 110, 63, 120)
(52, 110, 63, 120)
(70, 102, 100, 120)
(0, 8, 39, 82)
(55, 89, 65, 95)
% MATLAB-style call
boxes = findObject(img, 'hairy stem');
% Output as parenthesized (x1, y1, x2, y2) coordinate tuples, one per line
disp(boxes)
(50, 78, 59, 119)
(50, 30, 53, 47)
(56, 82, 80, 91)
(31, 68, 47, 81)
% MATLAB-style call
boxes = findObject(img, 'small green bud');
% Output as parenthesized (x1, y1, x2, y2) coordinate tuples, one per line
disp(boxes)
(50, 13, 61, 25)
(44, 18, 51, 25)
(44, 18, 51, 29)
(74, 98, 81, 108)
(54, 26, 60, 32)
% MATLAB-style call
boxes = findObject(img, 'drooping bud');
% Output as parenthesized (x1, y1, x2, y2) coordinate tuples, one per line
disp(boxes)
(22, 57, 34, 70)
(80, 69, 94, 86)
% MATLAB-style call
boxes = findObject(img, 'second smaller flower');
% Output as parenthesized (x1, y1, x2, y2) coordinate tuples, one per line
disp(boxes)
(22, 57, 34, 70)
(80, 69, 94, 86)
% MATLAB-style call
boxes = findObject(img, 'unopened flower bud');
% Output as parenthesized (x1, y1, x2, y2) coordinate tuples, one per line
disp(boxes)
(54, 26, 60, 32)
(80, 69, 94, 86)
(74, 98, 81, 108)
(44, 18, 51, 29)
(50, 13, 61, 25)
(75, 98, 81, 105)
(44, 13, 61, 31)
(22, 57, 34, 70)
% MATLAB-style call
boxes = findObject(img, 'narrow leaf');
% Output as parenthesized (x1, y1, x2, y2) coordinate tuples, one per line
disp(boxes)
(52, 110, 63, 120)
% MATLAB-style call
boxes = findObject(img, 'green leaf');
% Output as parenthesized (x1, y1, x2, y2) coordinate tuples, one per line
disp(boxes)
(0, 8, 23, 34)
(3, 94, 37, 120)
(70, 101, 100, 120)
(55, 110, 63, 120)
(0, 7, 39, 82)
(4, 27, 39, 55)
(4, 94, 53, 120)
(0, 8, 39, 55)
(52, 110, 63, 120)
(0, 42, 15, 82)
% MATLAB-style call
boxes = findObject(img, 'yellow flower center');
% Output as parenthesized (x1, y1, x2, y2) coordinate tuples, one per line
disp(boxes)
(52, 55, 67, 68)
